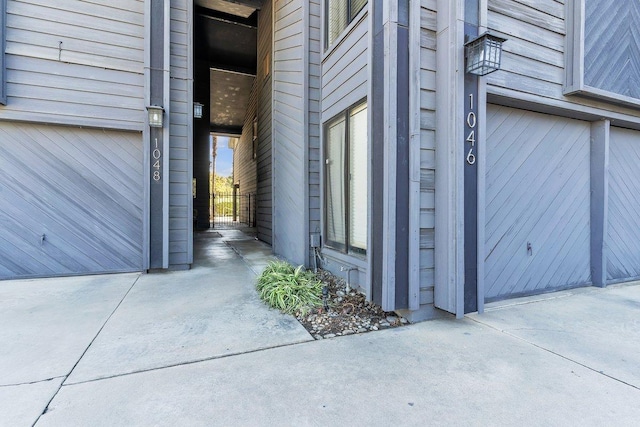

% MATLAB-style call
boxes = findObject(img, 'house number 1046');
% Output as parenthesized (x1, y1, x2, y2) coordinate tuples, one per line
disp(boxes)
(466, 93, 476, 165)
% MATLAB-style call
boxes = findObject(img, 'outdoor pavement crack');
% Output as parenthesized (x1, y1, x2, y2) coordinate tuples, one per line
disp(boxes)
(467, 316, 640, 392)
(61, 337, 315, 387)
(0, 376, 65, 388)
(31, 274, 141, 427)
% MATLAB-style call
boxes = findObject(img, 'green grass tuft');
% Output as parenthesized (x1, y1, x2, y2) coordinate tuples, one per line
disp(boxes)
(256, 260, 323, 315)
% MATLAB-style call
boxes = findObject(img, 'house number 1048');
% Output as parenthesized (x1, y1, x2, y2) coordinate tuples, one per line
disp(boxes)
(466, 93, 476, 165)
(152, 138, 162, 182)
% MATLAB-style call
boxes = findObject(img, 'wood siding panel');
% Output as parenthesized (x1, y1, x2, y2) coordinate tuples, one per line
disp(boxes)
(0, 123, 143, 279)
(486, 0, 640, 123)
(257, 0, 273, 244)
(419, 0, 436, 306)
(308, 0, 321, 254)
(273, 0, 307, 265)
(485, 105, 591, 301)
(321, 15, 368, 121)
(0, 0, 145, 130)
(233, 77, 258, 223)
(584, 0, 640, 100)
(607, 127, 640, 281)
(169, 0, 191, 267)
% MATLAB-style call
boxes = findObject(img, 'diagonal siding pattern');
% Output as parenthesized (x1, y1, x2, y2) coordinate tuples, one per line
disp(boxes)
(607, 127, 640, 281)
(0, 123, 143, 279)
(485, 105, 591, 301)
(585, 0, 640, 99)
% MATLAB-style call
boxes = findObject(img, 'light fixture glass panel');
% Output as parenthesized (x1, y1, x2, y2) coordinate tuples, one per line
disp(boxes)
(148, 106, 164, 128)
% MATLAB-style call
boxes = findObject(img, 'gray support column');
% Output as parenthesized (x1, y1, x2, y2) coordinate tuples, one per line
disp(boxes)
(434, 0, 466, 317)
(591, 120, 610, 287)
(147, 0, 170, 269)
(371, 1, 411, 311)
(463, 0, 480, 314)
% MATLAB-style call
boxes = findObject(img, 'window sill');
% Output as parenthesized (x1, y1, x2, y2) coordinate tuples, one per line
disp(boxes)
(322, 246, 368, 267)
(322, 6, 368, 63)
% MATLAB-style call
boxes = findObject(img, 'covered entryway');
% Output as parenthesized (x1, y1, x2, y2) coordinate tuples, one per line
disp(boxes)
(484, 105, 591, 301)
(192, 0, 272, 242)
(607, 126, 640, 283)
(0, 123, 143, 279)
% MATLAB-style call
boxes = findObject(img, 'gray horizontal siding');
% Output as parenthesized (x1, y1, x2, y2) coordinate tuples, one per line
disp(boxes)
(486, 0, 640, 123)
(272, 0, 307, 265)
(485, 105, 591, 301)
(419, 0, 436, 307)
(308, 0, 321, 258)
(0, 0, 145, 130)
(233, 78, 258, 219)
(0, 122, 143, 279)
(607, 127, 640, 282)
(257, 0, 273, 244)
(321, 13, 368, 121)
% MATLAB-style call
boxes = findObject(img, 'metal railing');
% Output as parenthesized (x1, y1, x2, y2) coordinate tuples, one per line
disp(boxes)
(212, 192, 256, 228)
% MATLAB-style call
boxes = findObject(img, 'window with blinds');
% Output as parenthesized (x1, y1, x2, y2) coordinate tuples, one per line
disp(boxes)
(324, 100, 368, 255)
(326, 0, 368, 48)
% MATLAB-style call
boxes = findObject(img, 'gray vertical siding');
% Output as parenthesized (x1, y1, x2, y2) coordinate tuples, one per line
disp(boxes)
(0, 0, 145, 130)
(418, 0, 436, 307)
(272, 0, 308, 265)
(485, 105, 591, 301)
(607, 127, 640, 282)
(257, 0, 273, 244)
(168, 0, 191, 267)
(0, 123, 143, 279)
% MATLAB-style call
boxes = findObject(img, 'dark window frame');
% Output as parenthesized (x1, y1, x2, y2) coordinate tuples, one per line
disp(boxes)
(0, 0, 6, 105)
(325, 0, 367, 49)
(323, 99, 367, 256)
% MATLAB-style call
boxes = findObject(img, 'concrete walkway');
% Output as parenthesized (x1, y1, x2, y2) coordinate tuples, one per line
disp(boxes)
(1, 231, 639, 426)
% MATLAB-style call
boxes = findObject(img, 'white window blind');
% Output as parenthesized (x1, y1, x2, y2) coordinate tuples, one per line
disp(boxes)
(350, 0, 367, 20)
(349, 104, 367, 251)
(327, 0, 348, 47)
(325, 117, 346, 247)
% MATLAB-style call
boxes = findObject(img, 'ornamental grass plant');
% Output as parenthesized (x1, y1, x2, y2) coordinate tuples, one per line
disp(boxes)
(256, 260, 323, 315)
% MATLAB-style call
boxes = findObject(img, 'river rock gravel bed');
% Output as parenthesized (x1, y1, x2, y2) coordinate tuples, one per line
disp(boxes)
(296, 269, 408, 339)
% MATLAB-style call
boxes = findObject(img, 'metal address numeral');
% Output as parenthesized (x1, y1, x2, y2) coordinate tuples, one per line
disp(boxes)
(466, 148, 476, 165)
(153, 138, 162, 182)
(466, 95, 476, 165)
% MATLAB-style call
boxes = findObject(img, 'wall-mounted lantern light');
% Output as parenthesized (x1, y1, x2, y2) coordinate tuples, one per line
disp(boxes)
(193, 102, 204, 119)
(147, 105, 164, 128)
(465, 32, 507, 76)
